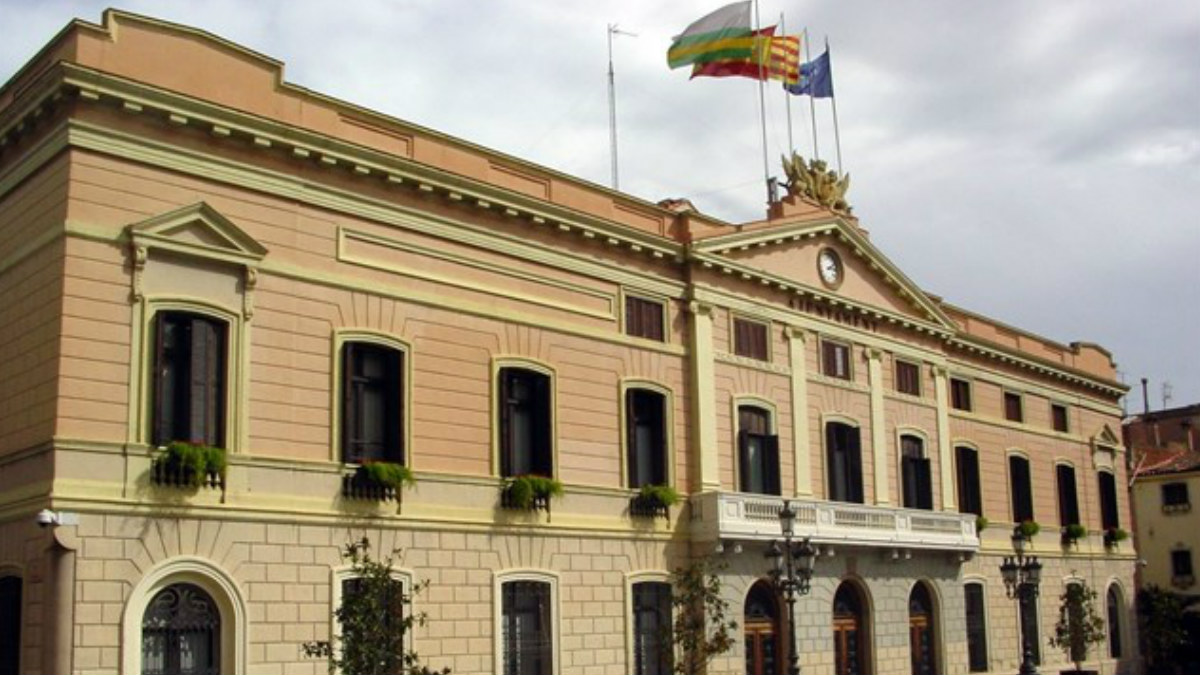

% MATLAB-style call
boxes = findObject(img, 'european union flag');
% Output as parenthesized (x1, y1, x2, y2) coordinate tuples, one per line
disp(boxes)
(785, 49, 833, 98)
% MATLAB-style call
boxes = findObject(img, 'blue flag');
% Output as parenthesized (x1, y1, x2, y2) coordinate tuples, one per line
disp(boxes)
(785, 49, 833, 98)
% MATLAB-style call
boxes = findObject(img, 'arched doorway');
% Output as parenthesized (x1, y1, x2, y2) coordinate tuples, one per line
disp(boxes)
(141, 582, 221, 675)
(744, 580, 782, 675)
(909, 582, 937, 675)
(833, 582, 869, 675)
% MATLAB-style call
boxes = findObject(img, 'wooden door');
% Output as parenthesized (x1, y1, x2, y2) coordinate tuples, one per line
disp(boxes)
(744, 618, 778, 675)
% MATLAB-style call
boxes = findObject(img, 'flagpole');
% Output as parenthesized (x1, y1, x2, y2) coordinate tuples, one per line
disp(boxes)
(826, 36, 844, 174)
(607, 24, 620, 190)
(754, 0, 771, 205)
(781, 12, 793, 153)
(803, 27, 819, 160)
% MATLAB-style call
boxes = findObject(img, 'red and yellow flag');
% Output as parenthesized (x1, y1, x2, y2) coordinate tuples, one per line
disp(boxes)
(691, 27, 800, 84)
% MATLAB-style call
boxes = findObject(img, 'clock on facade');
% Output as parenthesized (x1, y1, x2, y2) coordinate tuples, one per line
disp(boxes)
(818, 248, 843, 288)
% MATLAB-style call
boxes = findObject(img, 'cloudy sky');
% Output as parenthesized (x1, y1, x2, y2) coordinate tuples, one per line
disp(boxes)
(3, 1, 1197, 411)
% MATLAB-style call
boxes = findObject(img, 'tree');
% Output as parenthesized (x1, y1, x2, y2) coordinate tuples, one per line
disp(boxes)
(1048, 581, 1106, 672)
(1138, 585, 1193, 675)
(670, 558, 738, 675)
(302, 538, 450, 675)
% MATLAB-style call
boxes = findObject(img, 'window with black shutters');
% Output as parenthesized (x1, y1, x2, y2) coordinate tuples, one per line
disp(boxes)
(738, 406, 779, 495)
(0, 576, 19, 675)
(1098, 471, 1120, 530)
(632, 582, 672, 675)
(956, 446, 983, 517)
(1172, 550, 1194, 578)
(964, 583, 988, 672)
(1106, 586, 1123, 659)
(502, 580, 553, 675)
(822, 340, 851, 380)
(152, 311, 227, 447)
(733, 318, 769, 361)
(499, 368, 553, 478)
(900, 435, 933, 510)
(826, 422, 864, 503)
(1009, 455, 1034, 524)
(895, 360, 920, 396)
(1051, 403, 1069, 432)
(625, 296, 665, 342)
(627, 389, 667, 489)
(951, 378, 972, 411)
(1163, 482, 1190, 512)
(342, 342, 404, 464)
(1004, 392, 1024, 423)
(1056, 465, 1080, 527)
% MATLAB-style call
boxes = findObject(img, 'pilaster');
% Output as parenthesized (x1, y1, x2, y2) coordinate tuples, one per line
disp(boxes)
(689, 301, 721, 491)
(785, 326, 812, 496)
(934, 365, 956, 510)
(868, 348, 890, 505)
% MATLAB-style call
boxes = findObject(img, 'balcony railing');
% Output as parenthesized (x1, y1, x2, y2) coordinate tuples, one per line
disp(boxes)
(690, 491, 979, 552)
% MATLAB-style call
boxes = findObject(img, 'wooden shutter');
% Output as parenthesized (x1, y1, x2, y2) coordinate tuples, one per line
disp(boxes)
(386, 349, 403, 462)
(763, 434, 780, 495)
(1099, 472, 1119, 530)
(190, 318, 225, 447)
(1056, 465, 1080, 526)
(737, 430, 752, 493)
(956, 447, 982, 516)
(1010, 456, 1033, 522)
(1005, 393, 1023, 422)
(498, 370, 513, 477)
(531, 373, 552, 477)
(649, 393, 665, 486)
(848, 427, 864, 503)
(152, 312, 170, 446)
(916, 458, 933, 510)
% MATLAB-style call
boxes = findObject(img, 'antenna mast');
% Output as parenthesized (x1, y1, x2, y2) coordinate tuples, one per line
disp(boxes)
(607, 24, 636, 190)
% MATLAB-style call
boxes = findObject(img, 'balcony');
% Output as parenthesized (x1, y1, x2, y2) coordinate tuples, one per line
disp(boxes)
(690, 491, 979, 552)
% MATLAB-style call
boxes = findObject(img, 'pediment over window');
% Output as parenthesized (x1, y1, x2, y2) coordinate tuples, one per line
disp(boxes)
(128, 202, 267, 267)
(1091, 424, 1122, 470)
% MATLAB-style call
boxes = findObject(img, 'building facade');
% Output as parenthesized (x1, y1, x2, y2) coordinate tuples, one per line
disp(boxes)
(0, 11, 1136, 675)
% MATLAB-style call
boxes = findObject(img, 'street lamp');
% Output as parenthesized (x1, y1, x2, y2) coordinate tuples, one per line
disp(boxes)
(765, 500, 817, 675)
(1000, 528, 1044, 675)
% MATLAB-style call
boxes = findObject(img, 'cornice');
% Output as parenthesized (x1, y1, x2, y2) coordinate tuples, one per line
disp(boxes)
(949, 334, 1126, 399)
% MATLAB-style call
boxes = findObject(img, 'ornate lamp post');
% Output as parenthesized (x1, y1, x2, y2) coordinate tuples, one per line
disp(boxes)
(765, 500, 817, 675)
(1000, 528, 1044, 675)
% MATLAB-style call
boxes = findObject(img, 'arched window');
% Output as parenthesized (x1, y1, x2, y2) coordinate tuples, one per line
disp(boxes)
(908, 583, 937, 675)
(1106, 585, 1123, 659)
(141, 583, 221, 675)
(955, 446, 982, 517)
(833, 582, 870, 675)
(900, 435, 932, 510)
(827, 422, 864, 503)
(500, 579, 554, 675)
(745, 580, 782, 675)
(739, 406, 779, 495)
(964, 582, 988, 672)
(0, 576, 20, 675)
(631, 581, 672, 675)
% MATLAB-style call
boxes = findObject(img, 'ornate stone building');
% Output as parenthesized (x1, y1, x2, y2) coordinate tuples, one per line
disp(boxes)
(0, 10, 1136, 675)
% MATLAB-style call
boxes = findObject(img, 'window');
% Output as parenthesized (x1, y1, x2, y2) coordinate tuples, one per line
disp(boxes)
(733, 318, 769, 361)
(632, 582, 672, 675)
(1019, 589, 1040, 665)
(0, 576, 19, 675)
(1004, 392, 1023, 423)
(822, 340, 851, 380)
(1162, 482, 1190, 513)
(956, 446, 983, 517)
(342, 342, 404, 464)
(900, 435, 932, 510)
(1106, 586, 1123, 659)
(738, 406, 780, 495)
(964, 583, 988, 672)
(826, 422, 864, 503)
(141, 583, 221, 675)
(1098, 471, 1120, 531)
(501, 580, 553, 675)
(950, 378, 972, 412)
(1172, 550, 1194, 587)
(626, 296, 665, 342)
(895, 360, 920, 396)
(627, 389, 667, 488)
(1009, 455, 1034, 524)
(499, 368, 553, 478)
(1056, 465, 1080, 527)
(337, 575, 408, 671)
(152, 311, 227, 447)
(1051, 404, 1069, 432)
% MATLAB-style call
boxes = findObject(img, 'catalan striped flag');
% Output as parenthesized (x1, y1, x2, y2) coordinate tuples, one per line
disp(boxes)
(667, 1, 755, 69)
(691, 28, 801, 84)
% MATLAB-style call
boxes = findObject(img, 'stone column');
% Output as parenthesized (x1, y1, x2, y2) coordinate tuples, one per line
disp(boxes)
(934, 365, 957, 510)
(867, 348, 890, 505)
(785, 326, 812, 496)
(688, 301, 721, 491)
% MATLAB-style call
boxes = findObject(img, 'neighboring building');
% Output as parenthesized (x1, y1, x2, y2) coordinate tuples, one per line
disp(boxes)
(1128, 404, 1200, 601)
(0, 11, 1136, 675)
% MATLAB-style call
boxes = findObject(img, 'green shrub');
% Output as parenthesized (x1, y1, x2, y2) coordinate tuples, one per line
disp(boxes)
(1017, 519, 1041, 539)
(639, 484, 681, 508)
(358, 462, 415, 491)
(503, 475, 563, 509)
(1063, 523, 1088, 542)
(157, 442, 225, 488)
(1105, 527, 1129, 544)
(975, 515, 989, 533)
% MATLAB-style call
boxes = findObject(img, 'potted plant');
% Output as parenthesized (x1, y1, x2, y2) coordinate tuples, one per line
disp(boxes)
(630, 484, 680, 519)
(1048, 581, 1105, 674)
(1062, 523, 1088, 546)
(1017, 519, 1041, 540)
(501, 475, 563, 513)
(975, 515, 989, 534)
(151, 441, 226, 490)
(343, 461, 415, 502)
(1103, 527, 1128, 548)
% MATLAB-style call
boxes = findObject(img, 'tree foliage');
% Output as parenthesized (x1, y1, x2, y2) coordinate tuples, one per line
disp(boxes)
(1048, 581, 1106, 671)
(302, 538, 450, 675)
(670, 557, 737, 675)
(1138, 585, 1194, 675)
